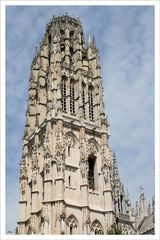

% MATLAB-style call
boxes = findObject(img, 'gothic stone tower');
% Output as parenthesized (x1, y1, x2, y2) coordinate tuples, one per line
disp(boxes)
(17, 14, 114, 235)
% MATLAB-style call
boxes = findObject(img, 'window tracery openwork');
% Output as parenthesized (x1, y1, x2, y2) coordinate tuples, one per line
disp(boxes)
(91, 220, 104, 235)
(67, 215, 78, 235)
(61, 76, 67, 112)
(82, 82, 86, 118)
(88, 86, 94, 120)
(70, 79, 75, 114)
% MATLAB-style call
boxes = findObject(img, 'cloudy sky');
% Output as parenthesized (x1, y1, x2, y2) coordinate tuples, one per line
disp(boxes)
(5, 4, 154, 233)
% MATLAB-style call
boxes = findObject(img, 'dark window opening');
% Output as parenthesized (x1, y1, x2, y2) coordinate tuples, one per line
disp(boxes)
(70, 30, 74, 38)
(70, 47, 74, 55)
(60, 29, 65, 36)
(68, 146, 71, 156)
(69, 176, 71, 186)
(70, 225, 73, 234)
(95, 229, 104, 235)
(88, 156, 95, 189)
(120, 194, 123, 212)
(82, 54, 87, 61)
(48, 34, 51, 45)
(61, 44, 65, 52)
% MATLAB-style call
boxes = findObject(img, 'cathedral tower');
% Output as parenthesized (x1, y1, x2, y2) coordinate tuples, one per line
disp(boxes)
(17, 14, 115, 235)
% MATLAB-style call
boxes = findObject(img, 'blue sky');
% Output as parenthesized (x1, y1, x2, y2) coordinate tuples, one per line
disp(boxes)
(5, 5, 154, 233)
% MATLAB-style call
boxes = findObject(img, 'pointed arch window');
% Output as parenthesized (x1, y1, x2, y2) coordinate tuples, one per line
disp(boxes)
(82, 83, 86, 118)
(70, 79, 75, 114)
(91, 220, 104, 235)
(61, 76, 67, 112)
(67, 215, 78, 235)
(88, 86, 94, 120)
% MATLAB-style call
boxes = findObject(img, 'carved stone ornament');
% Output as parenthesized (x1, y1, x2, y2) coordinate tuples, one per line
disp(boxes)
(79, 144, 89, 179)
(88, 142, 97, 155)
(55, 140, 65, 155)
(28, 215, 35, 234)
(56, 201, 66, 222)
(80, 160, 88, 179)
(20, 178, 26, 194)
(65, 135, 74, 147)
(41, 204, 49, 223)
(23, 145, 28, 156)
(56, 151, 65, 172)
(83, 207, 90, 226)
(79, 127, 85, 145)
(103, 162, 112, 184)
(19, 159, 27, 180)
(39, 77, 46, 87)
(44, 148, 52, 171)
(29, 89, 37, 105)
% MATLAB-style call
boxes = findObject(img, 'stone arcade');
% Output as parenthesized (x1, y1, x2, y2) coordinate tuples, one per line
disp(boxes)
(17, 15, 153, 235)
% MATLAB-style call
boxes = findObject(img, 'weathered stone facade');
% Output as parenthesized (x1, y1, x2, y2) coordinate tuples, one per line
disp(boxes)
(17, 14, 137, 235)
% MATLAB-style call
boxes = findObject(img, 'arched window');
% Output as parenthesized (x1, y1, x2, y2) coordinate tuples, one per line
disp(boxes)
(91, 220, 104, 235)
(70, 79, 75, 114)
(67, 215, 78, 235)
(61, 76, 67, 112)
(82, 83, 86, 118)
(88, 86, 94, 120)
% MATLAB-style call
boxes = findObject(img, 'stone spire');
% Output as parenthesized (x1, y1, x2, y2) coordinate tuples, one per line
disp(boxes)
(136, 187, 148, 226)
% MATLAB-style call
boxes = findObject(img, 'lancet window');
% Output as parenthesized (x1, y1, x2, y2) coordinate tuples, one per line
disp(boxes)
(82, 83, 86, 118)
(70, 79, 75, 114)
(61, 76, 67, 112)
(48, 34, 51, 66)
(88, 86, 94, 120)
